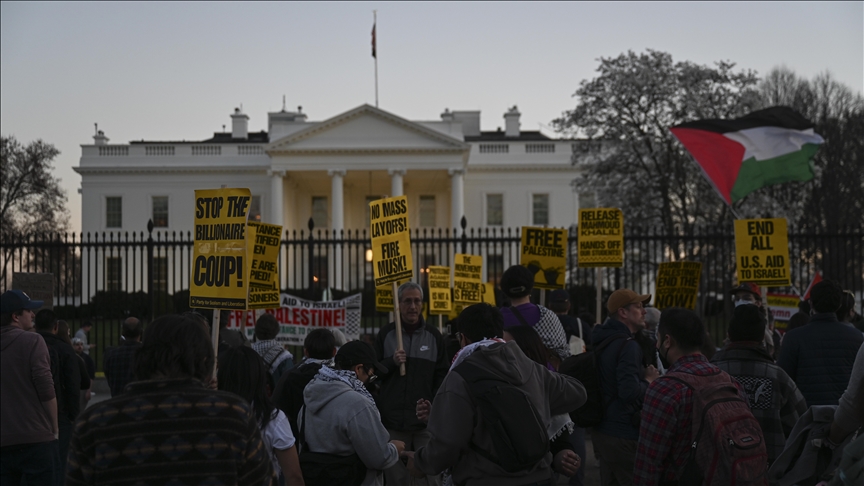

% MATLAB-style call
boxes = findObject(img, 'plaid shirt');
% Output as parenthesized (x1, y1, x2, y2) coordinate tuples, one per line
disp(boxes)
(711, 342, 808, 463)
(633, 353, 746, 486)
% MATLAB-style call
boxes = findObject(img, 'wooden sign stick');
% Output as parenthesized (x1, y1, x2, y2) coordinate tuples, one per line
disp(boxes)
(210, 309, 221, 379)
(392, 281, 406, 376)
(438, 314, 443, 334)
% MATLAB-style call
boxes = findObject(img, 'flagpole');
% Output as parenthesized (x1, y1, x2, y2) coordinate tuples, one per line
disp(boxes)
(374, 10, 379, 108)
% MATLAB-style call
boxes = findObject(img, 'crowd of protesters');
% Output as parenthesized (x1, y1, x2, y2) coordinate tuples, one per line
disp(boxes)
(2, 267, 863, 486)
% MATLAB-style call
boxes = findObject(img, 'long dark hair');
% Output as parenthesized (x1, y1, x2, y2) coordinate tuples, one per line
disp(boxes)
(217, 346, 276, 429)
(133, 314, 214, 383)
(503, 325, 548, 367)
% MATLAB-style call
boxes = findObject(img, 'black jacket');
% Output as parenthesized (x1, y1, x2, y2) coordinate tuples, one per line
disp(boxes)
(37, 331, 81, 421)
(272, 360, 324, 436)
(374, 317, 449, 431)
(777, 312, 863, 406)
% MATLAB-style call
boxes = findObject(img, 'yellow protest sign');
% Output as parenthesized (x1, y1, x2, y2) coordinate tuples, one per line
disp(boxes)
(369, 196, 413, 287)
(375, 285, 394, 313)
(453, 254, 483, 304)
(190, 188, 251, 309)
(734, 218, 791, 287)
(481, 282, 496, 305)
(246, 222, 282, 310)
(578, 208, 623, 268)
(767, 293, 800, 326)
(521, 226, 568, 289)
(654, 262, 702, 310)
(428, 266, 452, 314)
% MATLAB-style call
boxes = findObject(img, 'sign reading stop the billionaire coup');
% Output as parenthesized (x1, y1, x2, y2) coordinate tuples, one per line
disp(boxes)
(578, 208, 624, 268)
(521, 226, 568, 289)
(247, 222, 282, 310)
(191, 188, 251, 309)
(654, 262, 702, 310)
(428, 266, 452, 314)
(734, 218, 791, 287)
(370, 196, 413, 287)
(453, 254, 483, 304)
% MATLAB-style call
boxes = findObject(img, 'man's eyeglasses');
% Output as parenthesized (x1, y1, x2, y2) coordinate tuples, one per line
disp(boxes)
(400, 298, 423, 307)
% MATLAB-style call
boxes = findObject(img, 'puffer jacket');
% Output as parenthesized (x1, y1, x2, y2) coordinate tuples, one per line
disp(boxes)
(777, 313, 863, 406)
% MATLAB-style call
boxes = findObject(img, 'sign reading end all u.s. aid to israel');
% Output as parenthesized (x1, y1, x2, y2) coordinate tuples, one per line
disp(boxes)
(520, 226, 568, 289)
(734, 218, 791, 287)
(190, 188, 251, 309)
(369, 195, 414, 287)
(577, 208, 624, 268)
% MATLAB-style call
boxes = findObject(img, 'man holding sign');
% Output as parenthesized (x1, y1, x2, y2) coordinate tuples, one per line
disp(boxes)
(499, 265, 570, 361)
(375, 282, 448, 486)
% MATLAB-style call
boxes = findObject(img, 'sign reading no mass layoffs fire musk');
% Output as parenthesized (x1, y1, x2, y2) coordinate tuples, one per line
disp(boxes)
(453, 254, 483, 304)
(521, 226, 568, 289)
(428, 266, 452, 314)
(578, 208, 624, 268)
(370, 195, 414, 287)
(191, 188, 252, 309)
(246, 221, 282, 310)
(654, 262, 702, 310)
(734, 218, 791, 287)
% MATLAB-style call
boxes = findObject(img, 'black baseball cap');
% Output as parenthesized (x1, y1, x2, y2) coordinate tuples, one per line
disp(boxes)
(550, 289, 570, 303)
(336, 341, 388, 375)
(1, 290, 44, 314)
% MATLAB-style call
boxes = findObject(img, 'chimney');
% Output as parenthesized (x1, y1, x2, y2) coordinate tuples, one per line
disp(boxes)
(231, 107, 249, 140)
(504, 105, 520, 138)
(93, 130, 109, 146)
(440, 108, 454, 122)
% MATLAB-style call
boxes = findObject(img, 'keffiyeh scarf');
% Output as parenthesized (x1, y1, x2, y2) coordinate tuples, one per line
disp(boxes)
(314, 365, 377, 407)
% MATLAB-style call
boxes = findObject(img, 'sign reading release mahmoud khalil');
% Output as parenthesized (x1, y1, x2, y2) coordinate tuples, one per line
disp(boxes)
(369, 195, 414, 287)
(578, 208, 624, 268)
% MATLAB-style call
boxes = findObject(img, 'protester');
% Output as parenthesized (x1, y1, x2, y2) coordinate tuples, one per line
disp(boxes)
(252, 313, 294, 387)
(34, 309, 81, 472)
(219, 346, 304, 486)
(58, 320, 92, 419)
(591, 288, 659, 486)
(634, 307, 765, 485)
(299, 340, 404, 486)
(103, 317, 144, 397)
(778, 279, 863, 406)
(67, 313, 274, 485)
(374, 281, 448, 486)
(836, 290, 858, 326)
(72, 337, 96, 412)
(74, 321, 92, 354)
(730, 283, 762, 307)
(711, 304, 807, 464)
(1, 290, 60, 485)
(548, 289, 593, 354)
(828, 342, 864, 448)
(272, 328, 337, 439)
(499, 265, 571, 360)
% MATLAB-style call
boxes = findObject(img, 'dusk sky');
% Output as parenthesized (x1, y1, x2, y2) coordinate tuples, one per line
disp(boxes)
(2, 1, 861, 232)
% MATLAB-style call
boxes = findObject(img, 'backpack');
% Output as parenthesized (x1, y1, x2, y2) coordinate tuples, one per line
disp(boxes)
(569, 318, 586, 355)
(453, 359, 549, 473)
(666, 370, 768, 486)
(273, 362, 323, 436)
(558, 334, 629, 427)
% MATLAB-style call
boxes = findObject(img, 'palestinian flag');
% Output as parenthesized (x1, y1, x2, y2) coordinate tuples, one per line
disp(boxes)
(670, 106, 823, 204)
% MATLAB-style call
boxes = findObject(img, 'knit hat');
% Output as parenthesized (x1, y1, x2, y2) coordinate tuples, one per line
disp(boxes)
(728, 304, 766, 342)
(500, 265, 534, 298)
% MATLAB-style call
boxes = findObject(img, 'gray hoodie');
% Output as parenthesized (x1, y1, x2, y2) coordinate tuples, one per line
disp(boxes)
(300, 371, 399, 486)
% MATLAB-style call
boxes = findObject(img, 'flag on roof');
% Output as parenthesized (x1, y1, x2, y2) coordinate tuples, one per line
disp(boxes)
(371, 22, 377, 58)
(670, 106, 823, 205)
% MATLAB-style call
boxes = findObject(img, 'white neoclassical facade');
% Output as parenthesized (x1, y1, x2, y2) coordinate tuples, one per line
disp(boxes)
(75, 103, 591, 292)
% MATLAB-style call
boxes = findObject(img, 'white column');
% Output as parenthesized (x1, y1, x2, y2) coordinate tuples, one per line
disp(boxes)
(328, 169, 346, 290)
(388, 168, 405, 197)
(268, 170, 284, 226)
(449, 168, 465, 232)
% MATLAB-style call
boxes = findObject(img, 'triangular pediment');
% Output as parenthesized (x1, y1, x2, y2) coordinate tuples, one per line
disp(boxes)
(266, 104, 469, 153)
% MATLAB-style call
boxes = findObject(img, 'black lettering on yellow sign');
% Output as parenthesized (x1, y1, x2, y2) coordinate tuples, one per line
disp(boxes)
(249, 292, 280, 304)
(193, 255, 244, 287)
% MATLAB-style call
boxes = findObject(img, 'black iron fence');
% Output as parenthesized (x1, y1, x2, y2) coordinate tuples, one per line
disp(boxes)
(2, 220, 862, 371)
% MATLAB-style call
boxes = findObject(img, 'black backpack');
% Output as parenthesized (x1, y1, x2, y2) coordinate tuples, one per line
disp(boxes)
(558, 334, 630, 427)
(453, 359, 549, 473)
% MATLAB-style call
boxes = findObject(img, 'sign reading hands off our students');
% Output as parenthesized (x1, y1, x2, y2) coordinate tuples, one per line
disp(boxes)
(191, 188, 252, 309)
(246, 222, 282, 310)
(521, 226, 568, 289)
(453, 254, 483, 304)
(369, 195, 414, 287)
(578, 208, 624, 268)
(734, 218, 791, 287)
(654, 262, 702, 310)
(428, 266, 452, 314)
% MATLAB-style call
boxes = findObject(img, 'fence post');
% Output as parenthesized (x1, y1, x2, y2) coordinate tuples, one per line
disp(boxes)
(460, 216, 468, 254)
(307, 217, 315, 300)
(147, 219, 154, 319)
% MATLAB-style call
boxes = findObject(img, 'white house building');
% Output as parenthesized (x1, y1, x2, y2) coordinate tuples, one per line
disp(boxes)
(75, 103, 592, 293)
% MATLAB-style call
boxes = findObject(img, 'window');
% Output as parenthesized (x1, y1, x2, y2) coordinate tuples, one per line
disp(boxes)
(532, 194, 549, 226)
(106, 257, 122, 291)
(152, 197, 168, 227)
(249, 196, 262, 222)
(419, 196, 436, 227)
(106, 197, 122, 228)
(153, 256, 168, 293)
(486, 194, 503, 226)
(311, 196, 328, 229)
(578, 191, 596, 210)
(365, 196, 381, 227)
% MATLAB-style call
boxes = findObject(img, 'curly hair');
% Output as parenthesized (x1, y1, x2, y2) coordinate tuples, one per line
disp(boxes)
(133, 314, 215, 382)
